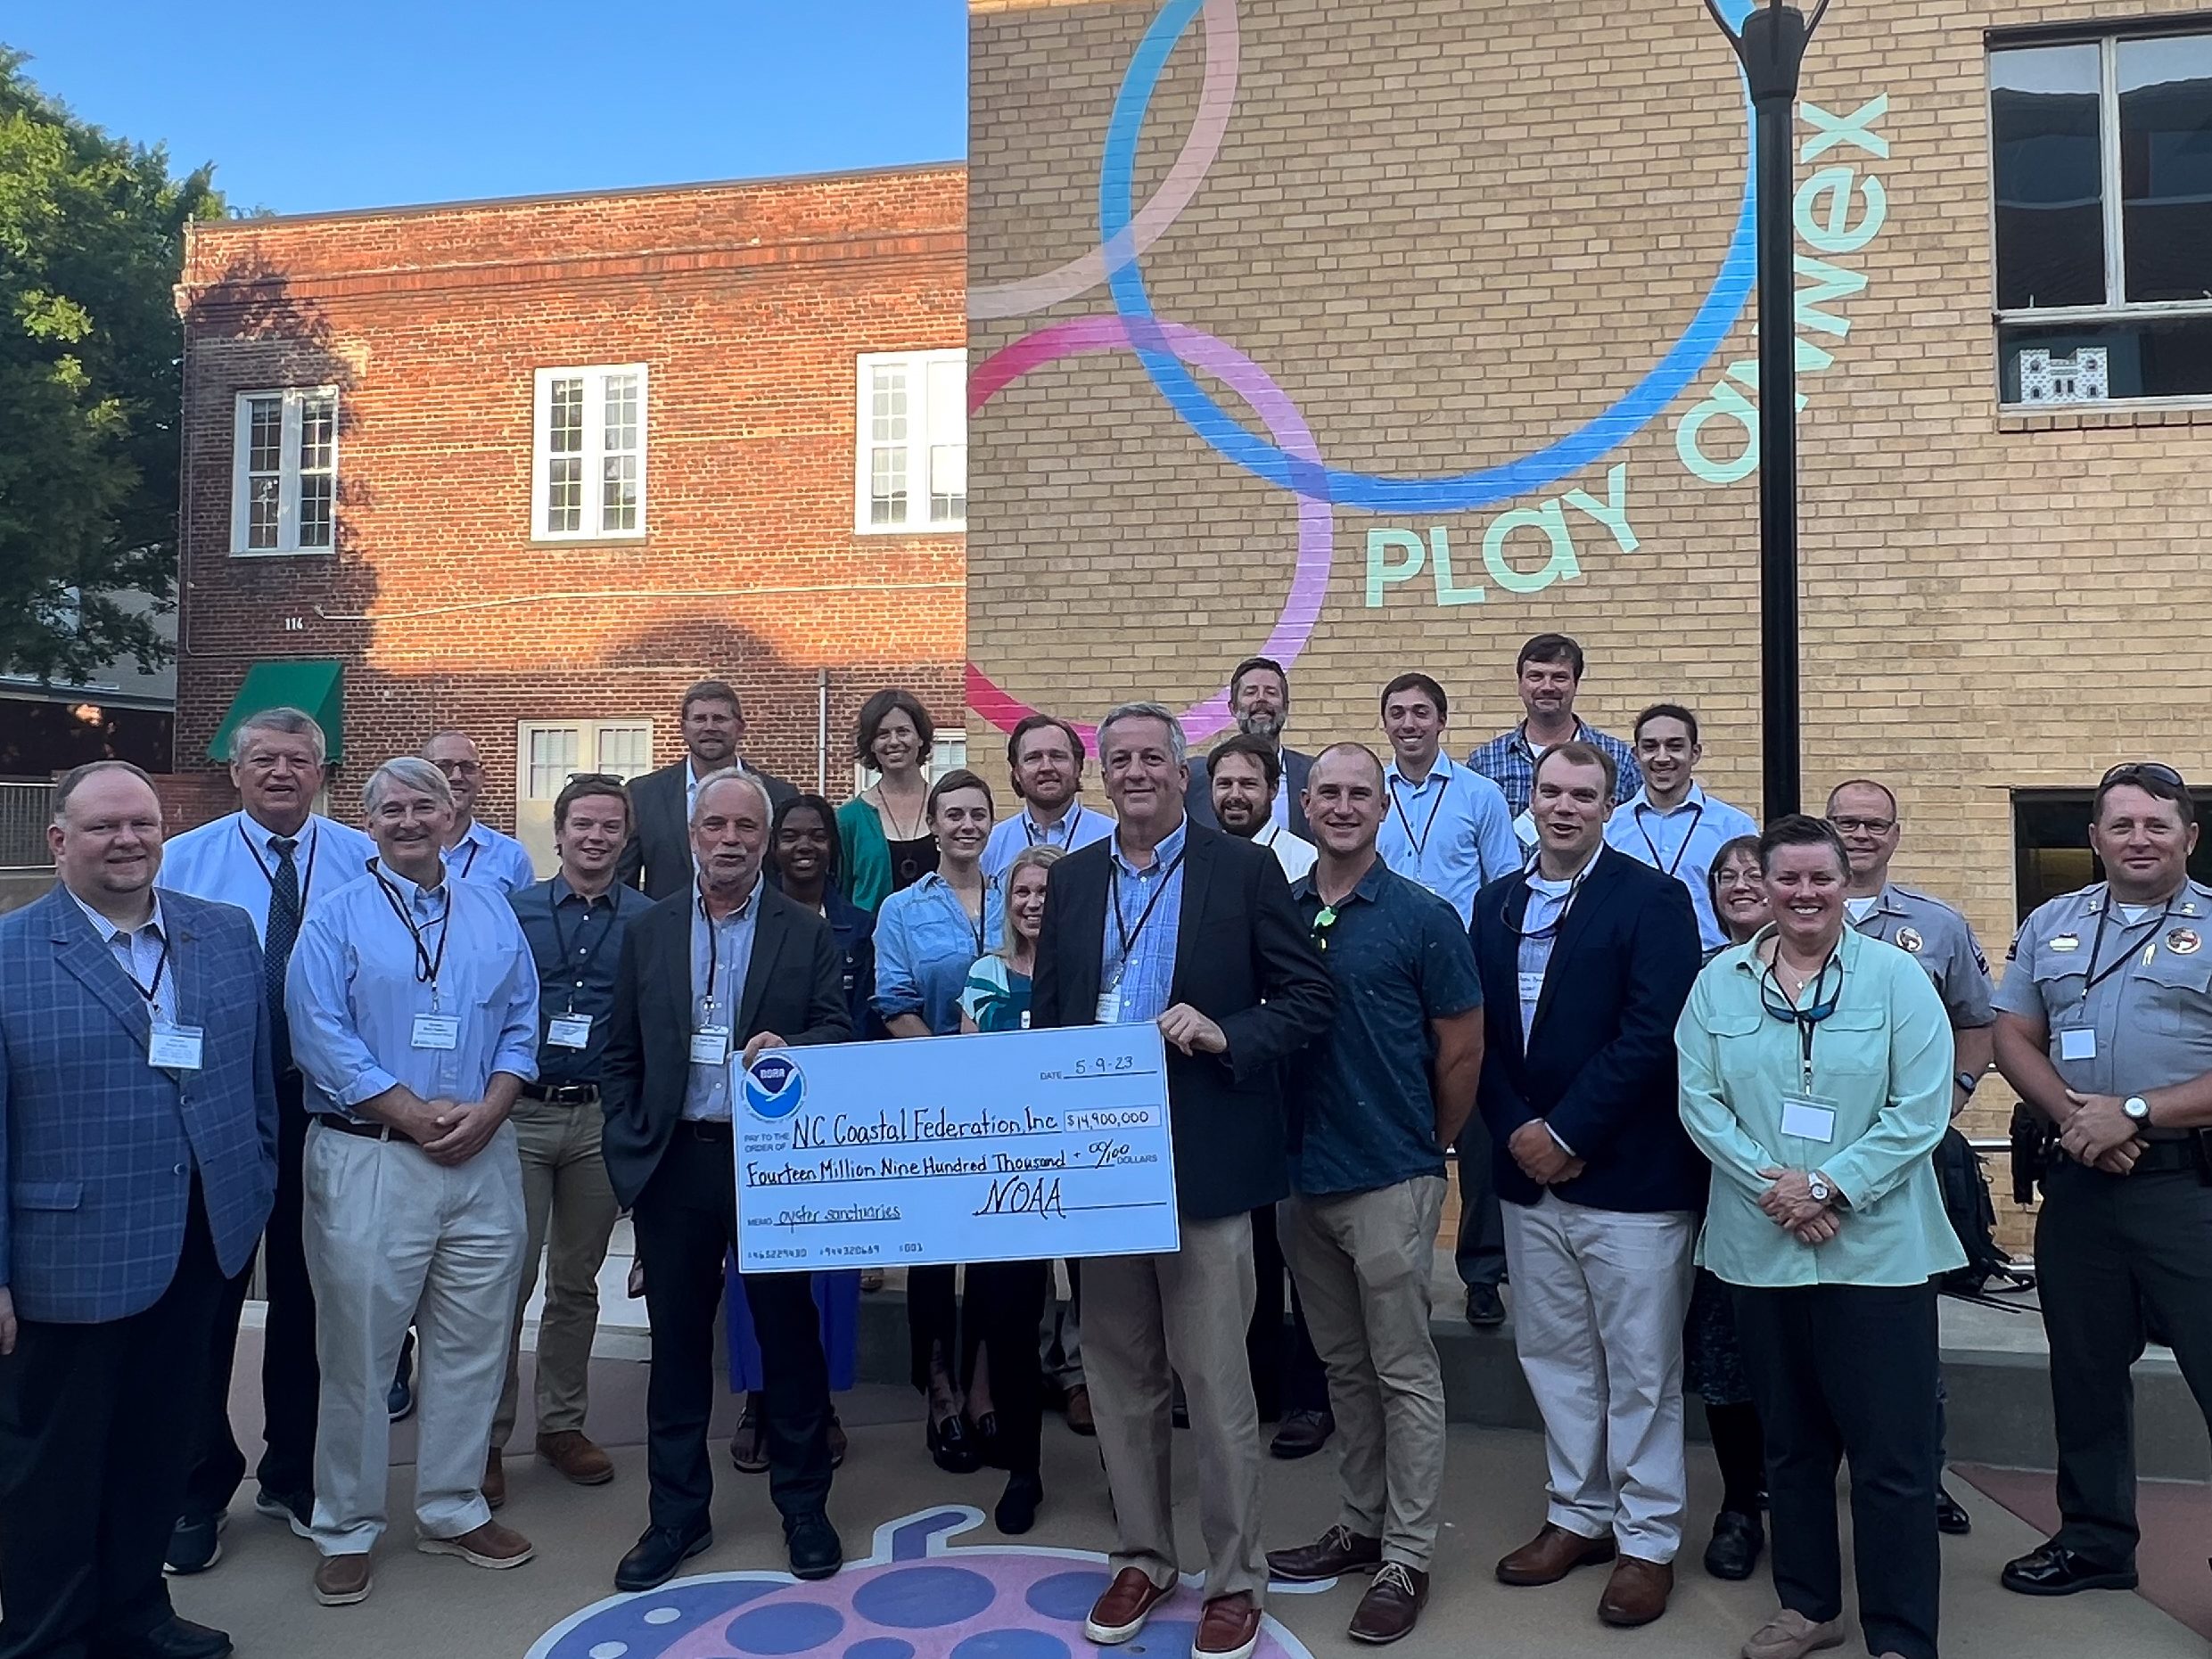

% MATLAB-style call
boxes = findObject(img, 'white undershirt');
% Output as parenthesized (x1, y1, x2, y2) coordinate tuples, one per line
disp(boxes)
(1845, 896, 1879, 924)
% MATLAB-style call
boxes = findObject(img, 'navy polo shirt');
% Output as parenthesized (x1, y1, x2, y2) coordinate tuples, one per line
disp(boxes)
(1289, 859, 1484, 1196)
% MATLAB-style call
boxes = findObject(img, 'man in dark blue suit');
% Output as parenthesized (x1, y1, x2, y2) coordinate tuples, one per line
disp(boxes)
(1469, 742, 1703, 1632)
(0, 760, 278, 1659)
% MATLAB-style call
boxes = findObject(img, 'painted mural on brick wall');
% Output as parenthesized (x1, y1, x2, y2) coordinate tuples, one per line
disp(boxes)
(965, 0, 1890, 744)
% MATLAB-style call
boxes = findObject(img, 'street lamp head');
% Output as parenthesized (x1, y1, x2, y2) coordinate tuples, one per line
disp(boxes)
(1703, 0, 1827, 100)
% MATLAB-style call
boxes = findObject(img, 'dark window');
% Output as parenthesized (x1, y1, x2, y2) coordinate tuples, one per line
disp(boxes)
(2120, 36, 2212, 303)
(1992, 44, 2105, 311)
(2011, 789, 2212, 922)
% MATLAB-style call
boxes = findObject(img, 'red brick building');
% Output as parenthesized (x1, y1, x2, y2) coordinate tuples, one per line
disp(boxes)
(174, 162, 966, 866)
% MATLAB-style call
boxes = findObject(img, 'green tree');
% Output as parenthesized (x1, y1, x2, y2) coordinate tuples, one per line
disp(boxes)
(0, 45, 221, 684)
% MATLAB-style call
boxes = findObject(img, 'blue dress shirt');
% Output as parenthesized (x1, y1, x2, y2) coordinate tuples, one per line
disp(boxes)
(980, 802, 1116, 882)
(1098, 818, 1188, 1023)
(449, 818, 538, 894)
(1602, 782, 1760, 951)
(874, 872, 1007, 1035)
(159, 811, 378, 942)
(510, 875, 653, 1087)
(1377, 752, 1523, 926)
(285, 860, 539, 1121)
(684, 882, 762, 1122)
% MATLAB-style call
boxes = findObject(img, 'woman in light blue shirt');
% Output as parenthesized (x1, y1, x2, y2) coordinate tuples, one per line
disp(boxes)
(871, 770, 1009, 1497)
(1675, 816, 1961, 1659)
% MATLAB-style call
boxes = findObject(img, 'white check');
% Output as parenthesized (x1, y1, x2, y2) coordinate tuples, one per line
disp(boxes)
(731, 1023, 1180, 1272)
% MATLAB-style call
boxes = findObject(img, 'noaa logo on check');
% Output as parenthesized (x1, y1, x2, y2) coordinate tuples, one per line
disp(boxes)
(743, 1053, 805, 1120)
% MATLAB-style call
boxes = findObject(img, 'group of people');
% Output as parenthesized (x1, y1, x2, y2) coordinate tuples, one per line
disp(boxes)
(2, 644, 2208, 1659)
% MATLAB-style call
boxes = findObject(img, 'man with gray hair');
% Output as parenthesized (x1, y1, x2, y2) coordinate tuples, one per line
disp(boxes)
(1031, 702, 1335, 1659)
(284, 756, 541, 1607)
(159, 707, 375, 1571)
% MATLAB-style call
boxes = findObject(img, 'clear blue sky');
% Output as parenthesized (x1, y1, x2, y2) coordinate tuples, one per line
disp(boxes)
(7, 2, 967, 214)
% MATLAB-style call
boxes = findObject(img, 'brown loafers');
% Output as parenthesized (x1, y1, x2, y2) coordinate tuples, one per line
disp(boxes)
(1598, 1556, 1674, 1627)
(1497, 1522, 1617, 1586)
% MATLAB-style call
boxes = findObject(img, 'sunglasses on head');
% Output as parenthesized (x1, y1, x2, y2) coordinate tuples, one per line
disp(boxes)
(1311, 904, 1341, 951)
(2101, 762, 2186, 790)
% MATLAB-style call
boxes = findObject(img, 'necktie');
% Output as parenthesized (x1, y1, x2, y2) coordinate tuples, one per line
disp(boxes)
(266, 836, 302, 1055)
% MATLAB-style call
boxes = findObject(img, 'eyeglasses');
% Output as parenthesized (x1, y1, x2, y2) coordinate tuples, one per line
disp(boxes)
(2101, 762, 2186, 790)
(1311, 904, 1341, 952)
(1827, 815, 1895, 834)
(433, 759, 484, 776)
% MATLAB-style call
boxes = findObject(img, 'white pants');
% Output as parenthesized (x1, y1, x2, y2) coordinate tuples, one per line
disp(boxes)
(303, 1120, 526, 1554)
(1501, 1193, 1697, 1562)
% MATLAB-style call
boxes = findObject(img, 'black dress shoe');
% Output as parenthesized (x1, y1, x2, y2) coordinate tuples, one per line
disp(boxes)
(995, 1473, 1044, 1535)
(2001, 1542, 2138, 1597)
(1936, 1485, 1972, 1536)
(105, 1615, 234, 1659)
(1465, 1285, 1507, 1328)
(928, 1412, 982, 1474)
(616, 1522, 712, 1592)
(1270, 1408, 1336, 1460)
(1701, 1510, 1764, 1581)
(163, 1513, 225, 1576)
(786, 1512, 843, 1581)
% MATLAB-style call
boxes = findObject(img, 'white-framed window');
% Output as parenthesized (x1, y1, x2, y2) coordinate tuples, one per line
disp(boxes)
(514, 718, 655, 875)
(1990, 29, 2212, 407)
(855, 350, 966, 532)
(531, 365, 648, 540)
(230, 388, 338, 554)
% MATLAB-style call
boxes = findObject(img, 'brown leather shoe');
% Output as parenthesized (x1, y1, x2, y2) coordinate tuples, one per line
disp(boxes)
(1496, 1523, 1617, 1586)
(1064, 1384, 1096, 1436)
(538, 1430, 614, 1485)
(482, 1449, 506, 1510)
(1083, 1566, 1173, 1645)
(1599, 1556, 1674, 1627)
(417, 1519, 535, 1569)
(1348, 1562, 1429, 1645)
(1267, 1523, 1382, 1583)
(313, 1551, 373, 1606)
(1195, 1592, 1262, 1659)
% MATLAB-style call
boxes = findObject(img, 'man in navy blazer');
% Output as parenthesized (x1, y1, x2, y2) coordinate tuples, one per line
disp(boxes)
(1469, 742, 1703, 1631)
(0, 761, 277, 1659)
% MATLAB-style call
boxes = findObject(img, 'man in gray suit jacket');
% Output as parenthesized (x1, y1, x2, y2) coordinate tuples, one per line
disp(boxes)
(0, 760, 278, 1659)
(1184, 655, 1314, 841)
(617, 680, 798, 900)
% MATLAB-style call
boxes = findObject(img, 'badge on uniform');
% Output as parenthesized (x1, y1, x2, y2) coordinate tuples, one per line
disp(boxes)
(2060, 1028, 2097, 1062)
(1895, 926, 1924, 955)
(2168, 928, 2202, 957)
(149, 1023, 205, 1072)
(2049, 934, 2080, 953)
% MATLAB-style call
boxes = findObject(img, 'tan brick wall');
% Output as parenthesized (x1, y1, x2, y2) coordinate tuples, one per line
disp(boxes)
(175, 166, 969, 831)
(967, 0, 2212, 1246)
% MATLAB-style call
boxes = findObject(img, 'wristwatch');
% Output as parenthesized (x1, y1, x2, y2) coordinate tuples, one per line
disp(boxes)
(2123, 1096, 2152, 1127)
(1954, 1070, 1981, 1097)
(1807, 1172, 1834, 1205)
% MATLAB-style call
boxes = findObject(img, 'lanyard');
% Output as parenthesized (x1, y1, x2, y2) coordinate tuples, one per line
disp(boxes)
(2079, 893, 2176, 998)
(1388, 772, 1451, 862)
(1024, 805, 1081, 848)
(238, 820, 322, 910)
(373, 866, 451, 988)
(548, 889, 617, 1011)
(116, 928, 172, 1007)
(700, 891, 754, 1013)
(1507, 862, 1592, 940)
(1107, 851, 1187, 985)
(1634, 801, 1705, 878)
(1759, 943, 1845, 1089)
(457, 836, 481, 879)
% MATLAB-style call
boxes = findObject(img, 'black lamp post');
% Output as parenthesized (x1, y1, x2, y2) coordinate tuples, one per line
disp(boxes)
(1703, 0, 1828, 820)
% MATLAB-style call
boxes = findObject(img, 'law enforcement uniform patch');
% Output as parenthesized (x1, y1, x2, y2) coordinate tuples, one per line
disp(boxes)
(1896, 926, 1923, 954)
(2168, 927, 2202, 956)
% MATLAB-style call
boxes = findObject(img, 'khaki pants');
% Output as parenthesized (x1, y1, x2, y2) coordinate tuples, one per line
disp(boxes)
(303, 1121, 525, 1554)
(1280, 1177, 1449, 1570)
(1084, 1211, 1265, 1604)
(493, 1096, 621, 1448)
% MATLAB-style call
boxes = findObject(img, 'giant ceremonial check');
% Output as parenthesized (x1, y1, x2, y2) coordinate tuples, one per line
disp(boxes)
(732, 1023, 1180, 1272)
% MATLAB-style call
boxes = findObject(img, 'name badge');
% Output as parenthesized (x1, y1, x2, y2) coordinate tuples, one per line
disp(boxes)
(1517, 971, 1546, 1007)
(2060, 1027, 2097, 1062)
(547, 1013, 593, 1050)
(690, 1025, 732, 1065)
(1094, 990, 1122, 1024)
(1780, 1093, 1838, 1145)
(149, 1023, 205, 1072)
(411, 1014, 460, 1051)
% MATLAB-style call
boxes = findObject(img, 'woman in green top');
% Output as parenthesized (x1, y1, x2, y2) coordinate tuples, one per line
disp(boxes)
(836, 687, 939, 914)
(1675, 815, 1961, 1659)
(960, 844, 1060, 1033)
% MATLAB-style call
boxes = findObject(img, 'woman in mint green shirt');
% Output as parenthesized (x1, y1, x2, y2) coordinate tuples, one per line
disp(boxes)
(1674, 816, 1961, 1659)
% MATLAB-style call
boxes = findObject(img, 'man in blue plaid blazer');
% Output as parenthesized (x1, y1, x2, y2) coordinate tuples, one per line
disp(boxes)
(0, 760, 277, 1659)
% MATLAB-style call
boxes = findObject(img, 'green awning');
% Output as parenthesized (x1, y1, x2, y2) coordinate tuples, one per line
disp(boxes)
(206, 660, 346, 763)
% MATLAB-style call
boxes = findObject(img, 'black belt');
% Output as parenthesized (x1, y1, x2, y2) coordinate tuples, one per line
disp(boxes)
(2128, 1138, 2204, 1176)
(314, 1115, 398, 1142)
(521, 1081, 600, 1105)
(676, 1118, 734, 1143)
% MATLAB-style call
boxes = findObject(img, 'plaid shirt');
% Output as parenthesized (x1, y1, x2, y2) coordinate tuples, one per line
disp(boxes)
(1465, 719, 1643, 815)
